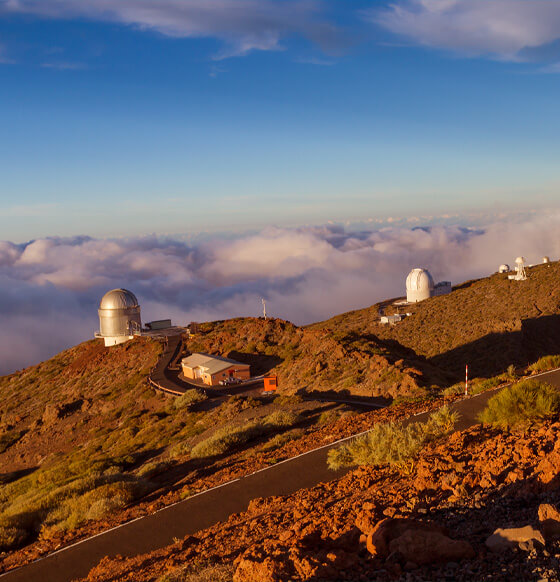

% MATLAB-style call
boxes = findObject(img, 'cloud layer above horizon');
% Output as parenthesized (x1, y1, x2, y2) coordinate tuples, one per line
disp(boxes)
(2, 213, 560, 375)
(372, 0, 560, 61)
(0, 0, 340, 58)
(3, 0, 560, 63)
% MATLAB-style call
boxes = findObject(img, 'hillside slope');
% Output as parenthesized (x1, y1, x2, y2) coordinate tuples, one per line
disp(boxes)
(186, 318, 427, 398)
(311, 262, 560, 381)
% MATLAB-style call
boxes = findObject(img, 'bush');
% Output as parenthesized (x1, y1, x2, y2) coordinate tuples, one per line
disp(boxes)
(261, 429, 304, 452)
(327, 405, 459, 474)
(172, 389, 207, 410)
(443, 383, 464, 397)
(190, 422, 264, 459)
(529, 355, 560, 374)
(191, 411, 300, 459)
(477, 379, 560, 429)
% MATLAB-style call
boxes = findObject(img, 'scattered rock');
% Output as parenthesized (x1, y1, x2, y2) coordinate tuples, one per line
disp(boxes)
(42, 404, 63, 424)
(355, 503, 378, 535)
(366, 518, 448, 560)
(539, 504, 560, 539)
(388, 529, 475, 565)
(485, 525, 545, 552)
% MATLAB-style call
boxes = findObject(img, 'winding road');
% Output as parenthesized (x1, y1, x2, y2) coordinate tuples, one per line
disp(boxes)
(3, 368, 560, 582)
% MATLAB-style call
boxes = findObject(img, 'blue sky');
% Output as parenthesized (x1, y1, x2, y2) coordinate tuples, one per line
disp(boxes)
(1, 0, 560, 242)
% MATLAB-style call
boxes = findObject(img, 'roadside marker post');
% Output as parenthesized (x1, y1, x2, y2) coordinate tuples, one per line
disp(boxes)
(465, 364, 469, 396)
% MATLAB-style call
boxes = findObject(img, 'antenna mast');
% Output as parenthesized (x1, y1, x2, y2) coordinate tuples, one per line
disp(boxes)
(262, 298, 267, 320)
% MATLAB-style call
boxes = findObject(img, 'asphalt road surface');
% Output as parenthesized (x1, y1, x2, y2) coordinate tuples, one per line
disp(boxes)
(3, 368, 560, 582)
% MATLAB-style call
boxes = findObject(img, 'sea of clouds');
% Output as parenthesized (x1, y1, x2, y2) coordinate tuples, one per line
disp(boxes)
(1, 212, 560, 375)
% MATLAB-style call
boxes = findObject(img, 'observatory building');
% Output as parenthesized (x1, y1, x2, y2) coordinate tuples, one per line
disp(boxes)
(96, 288, 142, 347)
(406, 268, 452, 303)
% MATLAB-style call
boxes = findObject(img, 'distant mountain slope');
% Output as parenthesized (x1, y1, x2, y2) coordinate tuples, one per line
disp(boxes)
(311, 262, 560, 381)
(186, 318, 426, 398)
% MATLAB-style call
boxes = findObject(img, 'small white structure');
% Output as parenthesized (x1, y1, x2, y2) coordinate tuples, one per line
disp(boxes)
(498, 264, 510, 274)
(380, 314, 404, 325)
(509, 257, 527, 281)
(96, 288, 142, 347)
(543, 256, 551, 264)
(406, 268, 451, 303)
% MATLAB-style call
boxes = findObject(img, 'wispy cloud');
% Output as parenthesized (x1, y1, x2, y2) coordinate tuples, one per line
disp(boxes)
(0, 0, 341, 59)
(368, 0, 560, 62)
(2, 213, 560, 374)
(540, 61, 560, 74)
(41, 61, 87, 70)
(295, 55, 337, 66)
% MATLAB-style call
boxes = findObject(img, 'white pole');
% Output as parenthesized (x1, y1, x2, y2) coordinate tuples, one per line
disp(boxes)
(262, 298, 267, 320)
(465, 364, 469, 396)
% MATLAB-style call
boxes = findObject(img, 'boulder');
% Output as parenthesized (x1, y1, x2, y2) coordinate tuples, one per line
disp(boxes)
(366, 518, 448, 559)
(538, 503, 560, 539)
(388, 529, 475, 565)
(485, 525, 545, 552)
(355, 504, 378, 535)
(233, 556, 287, 582)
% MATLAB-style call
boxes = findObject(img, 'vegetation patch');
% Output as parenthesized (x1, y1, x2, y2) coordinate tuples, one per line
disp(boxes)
(190, 411, 300, 459)
(529, 355, 560, 373)
(477, 379, 560, 429)
(327, 405, 459, 474)
(171, 389, 208, 411)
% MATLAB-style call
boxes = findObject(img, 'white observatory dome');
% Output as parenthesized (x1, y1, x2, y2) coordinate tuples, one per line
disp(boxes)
(406, 268, 435, 303)
(98, 288, 142, 347)
(543, 256, 551, 264)
(515, 256, 525, 265)
(498, 264, 510, 273)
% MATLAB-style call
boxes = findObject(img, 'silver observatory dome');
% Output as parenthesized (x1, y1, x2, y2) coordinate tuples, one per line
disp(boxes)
(98, 288, 142, 346)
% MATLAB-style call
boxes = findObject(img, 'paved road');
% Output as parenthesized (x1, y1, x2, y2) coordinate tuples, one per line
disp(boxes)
(3, 368, 560, 582)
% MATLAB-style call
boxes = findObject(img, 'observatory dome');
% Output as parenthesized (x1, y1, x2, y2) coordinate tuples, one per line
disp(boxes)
(98, 288, 141, 347)
(498, 264, 510, 273)
(100, 288, 139, 310)
(406, 268, 435, 303)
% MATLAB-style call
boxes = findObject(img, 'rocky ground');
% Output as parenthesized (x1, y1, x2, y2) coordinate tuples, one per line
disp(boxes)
(82, 417, 560, 582)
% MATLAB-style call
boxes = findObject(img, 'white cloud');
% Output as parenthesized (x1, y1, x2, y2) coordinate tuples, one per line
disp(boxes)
(1, 0, 339, 59)
(2, 213, 560, 374)
(370, 0, 560, 61)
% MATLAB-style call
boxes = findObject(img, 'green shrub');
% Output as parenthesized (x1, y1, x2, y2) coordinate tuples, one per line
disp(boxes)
(477, 379, 560, 429)
(172, 389, 207, 410)
(262, 410, 299, 428)
(443, 383, 464, 397)
(317, 409, 339, 425)
(261, 429, 304, 452)
(470, 376, 503, 395)
(529, 355, 560, 374)
(191, 411, 300, 459)
(190, 422, 263, 459)
(327, 405, 460, 474)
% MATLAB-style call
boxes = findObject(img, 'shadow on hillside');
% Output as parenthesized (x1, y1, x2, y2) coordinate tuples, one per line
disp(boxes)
(429, 314, 560, 380)
(340, 331, 456, 388)
(0, 466, 37, 486)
